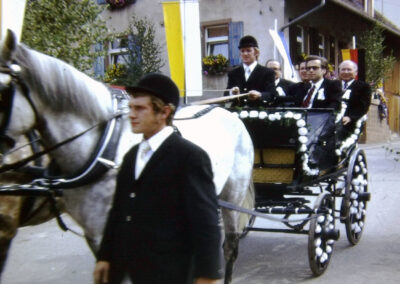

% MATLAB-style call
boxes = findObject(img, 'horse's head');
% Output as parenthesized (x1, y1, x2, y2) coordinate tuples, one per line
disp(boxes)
(0, 30, 37, 157)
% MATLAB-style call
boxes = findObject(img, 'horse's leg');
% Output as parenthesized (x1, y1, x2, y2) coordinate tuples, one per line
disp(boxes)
(220, 125, 254, 284)
(221, 207, 241, 284)
(220, 179, 253, 284)
(0, 196, 22, 275)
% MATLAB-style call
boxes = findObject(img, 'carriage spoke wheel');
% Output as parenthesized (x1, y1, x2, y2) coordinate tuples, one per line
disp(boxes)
(342, 149, 370, 245)
(308, 192, 338, 276)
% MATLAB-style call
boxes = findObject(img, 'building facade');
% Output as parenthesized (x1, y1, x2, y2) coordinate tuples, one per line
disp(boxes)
(96, 0, 400, 141)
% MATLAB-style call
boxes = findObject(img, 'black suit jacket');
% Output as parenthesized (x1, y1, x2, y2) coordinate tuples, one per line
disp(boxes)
(97, 133, 223, 282)
(224, 64, 277, 107)
(273, 78, 296, 107)
(292, 79, 342, 111)
(342, 80, 371, 123)
(277, 78, 295, 95)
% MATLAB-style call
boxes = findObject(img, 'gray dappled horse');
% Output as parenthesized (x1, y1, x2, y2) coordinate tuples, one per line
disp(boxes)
(0, 30, 254, 283)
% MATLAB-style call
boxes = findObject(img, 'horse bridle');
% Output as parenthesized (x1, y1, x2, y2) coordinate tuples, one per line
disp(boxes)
(0, 63, 42, 151)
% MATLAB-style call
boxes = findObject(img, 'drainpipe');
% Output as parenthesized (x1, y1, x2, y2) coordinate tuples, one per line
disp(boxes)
(280, 0, 326, 31)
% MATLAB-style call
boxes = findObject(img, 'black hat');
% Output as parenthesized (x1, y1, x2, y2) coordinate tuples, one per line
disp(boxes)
(125, 73, 180, 107)
(238, 35, 258, 49)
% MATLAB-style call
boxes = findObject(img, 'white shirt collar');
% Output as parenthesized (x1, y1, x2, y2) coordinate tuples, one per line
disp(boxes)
(343, 79, 354, 88)
(144, 126, 174, 153)
(313, 78, 324, 90)
(243, 61, 258, 73)
(275, 78, 280, 86)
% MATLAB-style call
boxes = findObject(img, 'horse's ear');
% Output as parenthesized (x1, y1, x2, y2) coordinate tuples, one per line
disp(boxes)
(1, 29, 17, 62)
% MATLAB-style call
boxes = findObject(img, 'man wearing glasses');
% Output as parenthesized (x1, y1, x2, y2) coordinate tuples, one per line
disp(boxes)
(295, 55, 342, 110)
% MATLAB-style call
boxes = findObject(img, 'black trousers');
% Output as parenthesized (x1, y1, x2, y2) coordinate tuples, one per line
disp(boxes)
(108, 253, 193, 284)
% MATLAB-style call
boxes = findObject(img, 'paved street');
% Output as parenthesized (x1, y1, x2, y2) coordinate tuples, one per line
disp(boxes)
(2, 140, 400, 284)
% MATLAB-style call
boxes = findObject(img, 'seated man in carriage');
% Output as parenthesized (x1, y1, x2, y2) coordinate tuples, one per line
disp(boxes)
(224, 35, 277, 107)
(337, 60, 371, 140)
(293, 55, 342, 111)
(294, 56, 342, 171)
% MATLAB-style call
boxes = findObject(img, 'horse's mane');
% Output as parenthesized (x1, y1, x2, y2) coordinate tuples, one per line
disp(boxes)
(14, 44, 112, 123)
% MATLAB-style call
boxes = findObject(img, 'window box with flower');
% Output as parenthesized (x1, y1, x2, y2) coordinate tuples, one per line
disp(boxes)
(202, 54, 229, 76)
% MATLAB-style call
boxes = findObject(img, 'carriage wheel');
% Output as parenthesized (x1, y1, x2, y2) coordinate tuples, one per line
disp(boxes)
(342, 149, 370, 245)
(308, 192, 339, 276)
(240, 214, 256, 239)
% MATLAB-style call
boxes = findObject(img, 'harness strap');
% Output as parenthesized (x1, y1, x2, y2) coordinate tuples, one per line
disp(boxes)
(0, 113, 122, 174)
(173, 105, 219, 120)
(218, 199, 319, 223)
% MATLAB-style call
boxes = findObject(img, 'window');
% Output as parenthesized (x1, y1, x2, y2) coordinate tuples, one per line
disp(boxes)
(329, 36, 336, 66)
(295, 25, 304, 58)
(108, 37, 129, 65)
(205, 25, 229, 58)
(317, 33, 325, 57)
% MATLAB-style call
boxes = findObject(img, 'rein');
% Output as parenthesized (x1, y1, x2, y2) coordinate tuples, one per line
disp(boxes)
(0, 113, 122, 174)
(173, 105, 219, 120)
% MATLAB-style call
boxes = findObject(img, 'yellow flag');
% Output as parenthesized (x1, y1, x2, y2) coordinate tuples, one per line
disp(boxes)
(341, 49, 351, 61)
(162, 2, 185, 97)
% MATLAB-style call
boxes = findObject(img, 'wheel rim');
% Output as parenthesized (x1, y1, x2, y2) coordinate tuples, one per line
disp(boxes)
(308, 192, 336, 276)
(344, 150, 368, 245)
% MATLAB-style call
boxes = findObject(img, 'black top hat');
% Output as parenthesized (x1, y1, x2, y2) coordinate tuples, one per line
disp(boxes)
(125, 73, 180, 107)
(238, 35, 258, 49)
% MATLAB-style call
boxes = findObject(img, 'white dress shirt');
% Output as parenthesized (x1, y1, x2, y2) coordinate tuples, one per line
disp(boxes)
(135, 126, 174, 179)
(306, 78, 324, 108)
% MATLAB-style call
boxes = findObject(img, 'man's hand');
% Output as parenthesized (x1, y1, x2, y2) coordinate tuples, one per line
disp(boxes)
(93, 261, 110, 284)
(248, 90, 261, 101)
(230, 86, 240, 95)
(342, 116, 351, 125)
(195, 278, 222, 284)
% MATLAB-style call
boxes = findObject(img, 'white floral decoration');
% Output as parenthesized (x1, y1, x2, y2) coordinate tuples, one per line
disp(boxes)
(336, 115, 367, 156)
(236, 109, 319, 176)
(258, 111, 267, 119)
(249, 110, 259, 118)
(239, 110, 249, 119)
(317, 89, 325, 100)
(335, 101, 348, 123)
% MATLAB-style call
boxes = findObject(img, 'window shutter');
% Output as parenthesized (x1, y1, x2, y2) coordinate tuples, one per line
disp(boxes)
(93, 43, 104, 77)
(128, 34, 142, 64)
(229, 21, 243, 66)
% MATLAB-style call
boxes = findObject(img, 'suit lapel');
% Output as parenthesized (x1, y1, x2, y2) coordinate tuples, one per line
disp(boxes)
(137, 133, 177, 181)
(247, 64, 260, 83)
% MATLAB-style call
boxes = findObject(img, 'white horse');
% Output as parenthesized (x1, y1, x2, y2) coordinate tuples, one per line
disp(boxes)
(0, 30, 253, 283)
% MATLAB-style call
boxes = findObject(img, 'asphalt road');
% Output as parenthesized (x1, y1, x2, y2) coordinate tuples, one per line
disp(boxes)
(2, 141, 400, 284)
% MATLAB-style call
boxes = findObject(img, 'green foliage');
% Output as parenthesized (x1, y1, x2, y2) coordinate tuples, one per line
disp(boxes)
(21, 0, 108, 73)
(358, 24, 396, 90)
(108, 16, 164, 86)
(202, 54, 229, 75)
(104, 63, 127, 85)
